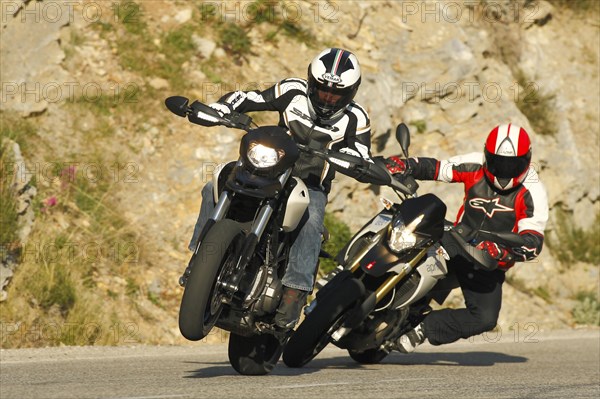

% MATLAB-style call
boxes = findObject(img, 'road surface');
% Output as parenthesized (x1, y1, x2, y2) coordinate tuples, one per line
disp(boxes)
(1, 329, 598, 399)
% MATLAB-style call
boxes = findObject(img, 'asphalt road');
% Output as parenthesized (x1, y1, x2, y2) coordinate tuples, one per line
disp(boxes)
(1, 329, 598, 399)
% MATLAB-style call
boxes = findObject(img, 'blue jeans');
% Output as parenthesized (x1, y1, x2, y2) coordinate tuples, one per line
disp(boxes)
(189, 181, 327, 292)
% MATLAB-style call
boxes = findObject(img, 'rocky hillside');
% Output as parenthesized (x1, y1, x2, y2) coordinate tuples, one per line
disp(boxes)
(1, 0, 598, 347)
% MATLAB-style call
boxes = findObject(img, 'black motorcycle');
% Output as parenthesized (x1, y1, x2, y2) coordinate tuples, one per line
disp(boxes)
(165, 96, 390, 375)
(282, 124, 528, 367)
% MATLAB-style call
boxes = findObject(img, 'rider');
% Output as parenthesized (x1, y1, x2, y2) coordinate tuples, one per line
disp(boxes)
(385, 124, 548, 352)
(186, 48, 374, 329)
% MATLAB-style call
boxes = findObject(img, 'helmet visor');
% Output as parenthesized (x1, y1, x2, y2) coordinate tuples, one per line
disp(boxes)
(485, 149, 531, 178)
(315, 88, 344, 106)
(308, 75, 357, 118)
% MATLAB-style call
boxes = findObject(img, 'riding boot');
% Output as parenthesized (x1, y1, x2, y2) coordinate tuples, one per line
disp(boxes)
(274, 287, 309, 329)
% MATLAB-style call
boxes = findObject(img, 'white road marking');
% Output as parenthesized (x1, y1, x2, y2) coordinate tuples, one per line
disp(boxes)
(275, 382, 351, 389)
(275, 377, 443, 389)
(103, 395, 189, 399)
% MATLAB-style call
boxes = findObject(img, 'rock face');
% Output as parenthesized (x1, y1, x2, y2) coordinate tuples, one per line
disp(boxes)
(0, 0, 71, 115)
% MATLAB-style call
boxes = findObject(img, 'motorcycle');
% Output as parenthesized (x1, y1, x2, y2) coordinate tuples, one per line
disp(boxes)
(282, 123, 528, 368)
(164, 96, 391, 375)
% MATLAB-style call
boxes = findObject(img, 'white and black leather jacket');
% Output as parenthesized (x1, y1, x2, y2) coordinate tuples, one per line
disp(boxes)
(218, 78, 372, 193)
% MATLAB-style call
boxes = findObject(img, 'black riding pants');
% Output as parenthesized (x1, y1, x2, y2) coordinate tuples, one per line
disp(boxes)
(422, 255, 506, 346)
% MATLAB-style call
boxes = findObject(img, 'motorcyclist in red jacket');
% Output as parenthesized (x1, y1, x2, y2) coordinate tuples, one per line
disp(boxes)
(385, 124, 549, 352)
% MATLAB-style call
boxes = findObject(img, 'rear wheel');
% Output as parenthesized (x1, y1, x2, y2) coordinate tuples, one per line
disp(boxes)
(348, 348, 388, 364)
(283, 278, 364, 368)
(228, 333, 284, 375)
(178, 220, 243, 341)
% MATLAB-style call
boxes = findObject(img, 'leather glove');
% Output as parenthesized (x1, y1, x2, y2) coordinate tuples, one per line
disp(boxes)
(477, 241, 515, 270)
(384, 156, 407, 175)
(208, 102, 231, 117)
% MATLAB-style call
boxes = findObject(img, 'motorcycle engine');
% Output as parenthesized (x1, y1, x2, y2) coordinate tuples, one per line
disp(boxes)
(252, 267, 283, 316)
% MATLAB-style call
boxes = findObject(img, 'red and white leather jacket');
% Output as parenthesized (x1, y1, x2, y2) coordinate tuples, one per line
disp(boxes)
(399, 152, 548, 263)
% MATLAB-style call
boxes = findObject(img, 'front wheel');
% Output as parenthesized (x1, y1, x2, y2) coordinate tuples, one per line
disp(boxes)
(283, 278, 364, 368)
(178, 219, 243, 341)
(228, 333, 284, 375)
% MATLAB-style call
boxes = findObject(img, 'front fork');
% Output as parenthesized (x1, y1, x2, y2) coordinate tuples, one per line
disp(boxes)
(318, 232, 431, 343)
(180, 167, 292, 287)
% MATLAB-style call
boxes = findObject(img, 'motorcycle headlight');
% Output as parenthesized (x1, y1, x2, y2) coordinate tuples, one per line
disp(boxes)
(247, 142, 285, 168)
(388, 214, 424, 253)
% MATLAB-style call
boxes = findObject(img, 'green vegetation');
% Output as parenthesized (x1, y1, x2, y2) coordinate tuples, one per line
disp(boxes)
(0, 116, 144, 347)
(25, 259, 77, 314)
(410, 120, 427, 134)
(533, 286, 552, 303)
(572, 290, 600, 326)
(320, 212, 353, 274)
(547, 210, 600, 265)
(0, 115, 36, 263)
(0, 113, 36, 151)
(0, 144, 18, 260)
(515, 70, 557, 136)
(218, 23, 252, 59)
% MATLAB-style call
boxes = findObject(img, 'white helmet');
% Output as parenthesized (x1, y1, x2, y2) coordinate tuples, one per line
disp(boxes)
(307, 48, 361, 121)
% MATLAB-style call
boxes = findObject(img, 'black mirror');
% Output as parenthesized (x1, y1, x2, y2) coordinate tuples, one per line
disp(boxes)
(165, 96, 190, 117)
(396, 123, 410, 157)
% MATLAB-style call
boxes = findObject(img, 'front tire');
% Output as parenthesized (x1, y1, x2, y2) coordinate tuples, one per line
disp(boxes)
(283, 278, 364, 368)
(179, 219, 243, 341)
(228, 333, 284, 375)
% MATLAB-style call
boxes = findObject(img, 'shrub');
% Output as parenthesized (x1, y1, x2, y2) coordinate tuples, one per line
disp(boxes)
(0, 143, 18, 259)
(515, 70, 557, 136)
(218, 23, 251, 58)
(320, 212, 352, 274)
(25, 260, 77, 314)
(572, 291, 600, 326)
(0, 115, 36, 262)
(410, 120, 427, 134)
(547, 210, 600, 265)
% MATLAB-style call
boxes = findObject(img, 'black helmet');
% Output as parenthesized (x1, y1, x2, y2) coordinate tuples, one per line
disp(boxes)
(307, 48, 361, 121)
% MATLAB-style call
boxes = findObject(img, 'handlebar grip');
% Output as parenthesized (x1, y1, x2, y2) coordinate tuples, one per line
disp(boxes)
(445, 229, 498, 271)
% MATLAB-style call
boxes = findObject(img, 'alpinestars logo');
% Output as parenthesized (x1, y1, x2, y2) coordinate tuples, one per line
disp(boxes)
(469, 198, 514, 218)
(514, 246, 538, 259)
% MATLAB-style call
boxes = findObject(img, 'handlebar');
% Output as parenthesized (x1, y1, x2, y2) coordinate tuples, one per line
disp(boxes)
(297, 144, 417, 195)
(165, 96, 253, 130)
(442, 224, 527, 271)
(167, 97, 418, 195)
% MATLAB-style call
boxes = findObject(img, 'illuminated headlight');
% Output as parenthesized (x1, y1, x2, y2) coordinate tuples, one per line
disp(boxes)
(388, 214, 424, 253)
(388, 224, 417, 252)
(247, 142, 285, 168)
